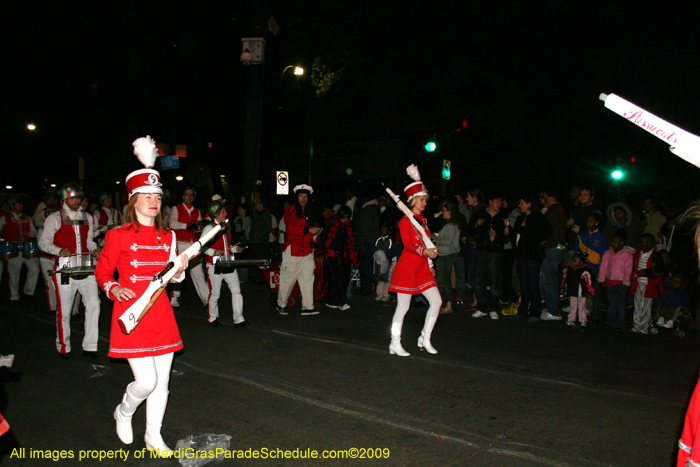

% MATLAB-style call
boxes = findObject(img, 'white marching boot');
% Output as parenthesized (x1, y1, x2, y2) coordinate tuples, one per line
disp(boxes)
(114, 385, 144, 445)
(418, 308, 439, 354)
(417, 332, 438, 354)
(389, 335, 410, 357)
(144, 390, 174, 457)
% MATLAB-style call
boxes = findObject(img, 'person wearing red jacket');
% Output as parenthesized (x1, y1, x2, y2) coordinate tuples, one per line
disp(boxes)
(630, 233, 664, 334)
(275, 184, 321, 316)
(95, 136, 189, 457)
(322, 205, 359, 310)
(388, 165, 441, 357)
(677, 204, 700, 466)
(167, 187, 209, 307)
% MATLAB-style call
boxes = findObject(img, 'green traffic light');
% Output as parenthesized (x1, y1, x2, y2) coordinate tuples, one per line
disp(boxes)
(611, 170, 623, 179)
(424, 142, 436, 152)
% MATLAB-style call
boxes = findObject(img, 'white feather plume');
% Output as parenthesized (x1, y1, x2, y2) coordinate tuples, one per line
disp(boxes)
(406, 164, 421, 181)
(132, 135, 159, 168)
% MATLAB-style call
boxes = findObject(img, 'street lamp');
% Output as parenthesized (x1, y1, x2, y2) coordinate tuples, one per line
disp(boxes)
(278, 65, 311, 182)
(280, 65, 304, 82)
(26, 123, 36, 131)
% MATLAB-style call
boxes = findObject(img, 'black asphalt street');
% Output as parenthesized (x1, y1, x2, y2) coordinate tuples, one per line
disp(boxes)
(1, 280, 699, 466)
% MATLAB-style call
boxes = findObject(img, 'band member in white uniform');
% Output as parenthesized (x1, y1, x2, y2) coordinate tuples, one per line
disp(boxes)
(39, 182, 102, 360)
(95, 192, 123, 247)
(167, 187, 209, 307)
(202, 201, 246, 328)
(36, 205, 60, 312)
(0, 195, 40, 301)
(31, 189, 59, 230)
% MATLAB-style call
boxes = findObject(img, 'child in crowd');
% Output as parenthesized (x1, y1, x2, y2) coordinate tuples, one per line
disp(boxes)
(631, 233, 664, 334)
(561, 252, 594, 327)
(654, 273, 689, 329)
(575, 213, 608, 321)
(374, 223, 394, 301)
(656, 249, 679, 284)
(598, 233, 634, 331)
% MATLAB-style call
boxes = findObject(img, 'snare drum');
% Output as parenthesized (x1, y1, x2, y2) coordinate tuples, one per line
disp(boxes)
(0, 241, 19, 261)
(22, 242, 40, 259)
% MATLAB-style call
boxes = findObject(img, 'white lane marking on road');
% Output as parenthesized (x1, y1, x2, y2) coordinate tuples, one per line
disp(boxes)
(4, 305, 627, 466)
(270, 329, 681, 405)
(6, 305, 682, 406)
(177, 355, 594, 467)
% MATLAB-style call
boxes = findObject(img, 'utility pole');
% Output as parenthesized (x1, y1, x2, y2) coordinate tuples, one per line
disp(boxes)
(241, 31, 266, 198)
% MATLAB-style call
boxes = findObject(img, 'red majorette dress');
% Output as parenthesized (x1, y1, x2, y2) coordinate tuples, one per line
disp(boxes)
(94, 223, 183, 359)
(389, 214, 436, 294)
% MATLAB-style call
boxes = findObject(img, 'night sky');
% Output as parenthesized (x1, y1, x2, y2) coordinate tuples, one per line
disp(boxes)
(3, 1, 700, 206)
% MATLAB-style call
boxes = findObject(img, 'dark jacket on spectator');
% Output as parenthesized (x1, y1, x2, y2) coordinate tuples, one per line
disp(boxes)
(512, 211, 553, 261)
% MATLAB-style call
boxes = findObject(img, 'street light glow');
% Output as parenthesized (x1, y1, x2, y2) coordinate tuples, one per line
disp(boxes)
(611, 170, 623, 179)
(27, 124, 36, 130)
(294, 66, 304, 76)
(50, 184, 56, 187)
(176, 175, 184, 181)
(5, 186, 12, 190)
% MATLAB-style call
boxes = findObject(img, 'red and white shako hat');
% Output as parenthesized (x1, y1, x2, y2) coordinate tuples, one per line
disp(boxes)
(404, 164, 428, 201)
(126, 136, 162, 199)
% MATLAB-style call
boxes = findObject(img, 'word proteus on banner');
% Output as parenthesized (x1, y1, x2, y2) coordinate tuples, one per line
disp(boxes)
(600, 93, 700, 169)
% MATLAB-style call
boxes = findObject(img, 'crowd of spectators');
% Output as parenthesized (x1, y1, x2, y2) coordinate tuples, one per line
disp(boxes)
(0, 181, 695, 335)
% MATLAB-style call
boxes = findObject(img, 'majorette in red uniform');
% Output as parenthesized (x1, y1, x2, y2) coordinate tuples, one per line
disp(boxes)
(387, 165, 442, 357)
(0, 195, 40, 301)
(202, 200, 246, 328)
(94, 135, 188, 457)
(167, 187, 209, 307)
(275, 184, 321, 315)
(39, 183, 101, 359)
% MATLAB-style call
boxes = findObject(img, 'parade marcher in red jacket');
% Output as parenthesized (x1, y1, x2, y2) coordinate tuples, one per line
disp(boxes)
(0, 195, 40, 301)
(388, 165, 441, 357)
(677, 204, 700, 466)
(39, 182, 101, 359)
(167, 187, 209, 307)
(202, 200, 246, 328)
(275, 184, 321, 316)
(95, 136, 189, 458)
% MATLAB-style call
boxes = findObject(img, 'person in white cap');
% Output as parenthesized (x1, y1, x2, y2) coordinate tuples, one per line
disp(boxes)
(94, 135, 189, 458)
(167, 186, 209, 307)
(276, 184, 321, 315)
(0, 195, 40, 301)
(388, 165, 441, 357)
(39, 182, 102, 359)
